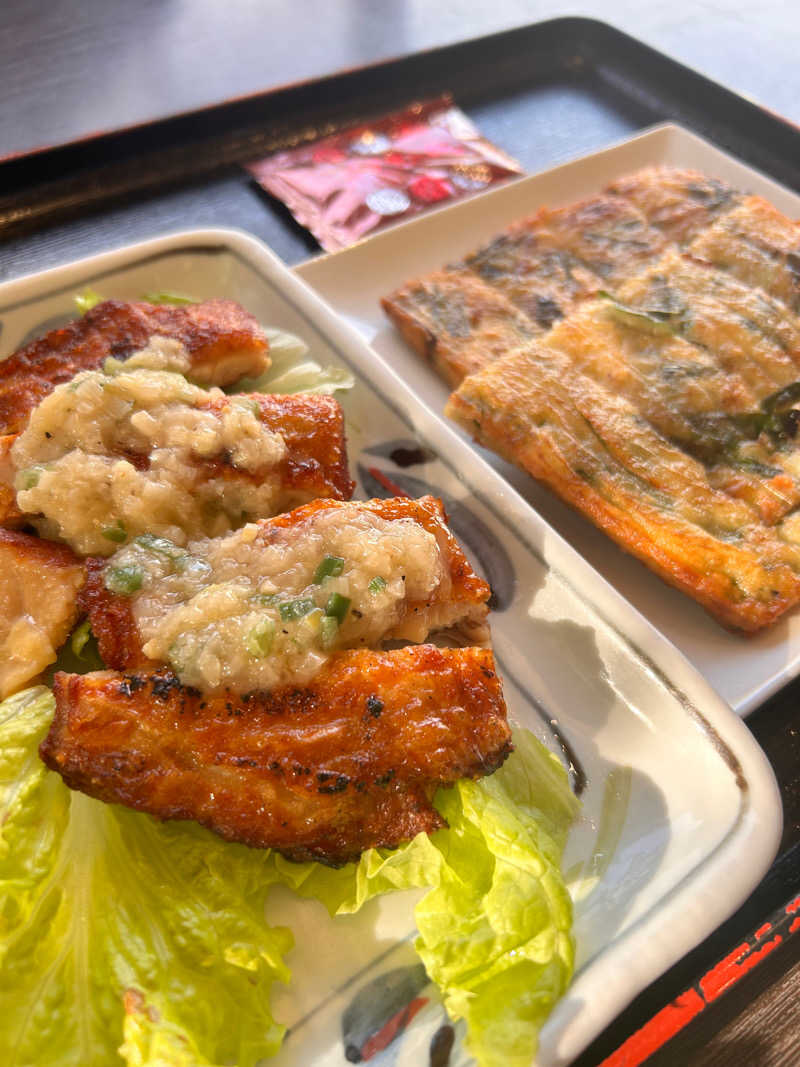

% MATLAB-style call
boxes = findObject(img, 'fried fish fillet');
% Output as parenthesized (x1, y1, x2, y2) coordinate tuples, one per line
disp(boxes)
(4, 386, 354, 548)
(0, 298, 270, 436)
(0, 528, 84, 698)
(41, 645, 512, 865)
(82, 495, 491, 672)
(605, 167, 740, 245)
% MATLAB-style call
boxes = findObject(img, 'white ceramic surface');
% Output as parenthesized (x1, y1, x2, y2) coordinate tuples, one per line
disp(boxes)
(0, 227, 782, 1065)
(296, 122, 800, 718)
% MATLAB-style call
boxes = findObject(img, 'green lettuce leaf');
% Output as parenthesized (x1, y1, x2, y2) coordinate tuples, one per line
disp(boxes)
(74, 287, 103, 314)
(118, 991, 222, 1067)
(141, 291, 196, 306)
(415, 737, 578, 1067)
(228, 327, 354, 396)
(271, 730, 579, 1066)
(0, 687, 293, 1067)
(1, 684, 577, 1067)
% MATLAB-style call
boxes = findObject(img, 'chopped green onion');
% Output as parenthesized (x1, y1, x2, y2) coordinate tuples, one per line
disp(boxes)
(279, 597, 315, 622)
(325, 592, 350, 623)
(70, 619, 92, 658)
(74, 287, 103, 314)
(134, 533, 200, 572)
(320, 615, 339, 649)
(246, 617, 276, 658)
(101, 520, 127, 543)
(17, 467, 42, 491)
(142, 290, 196, 306)
(135, 533, 183, 558)
(598, 291, 680, 336)
(368, 576, 387, 594)
(104, 565, 143, 596)
(313, 554, 345, 583)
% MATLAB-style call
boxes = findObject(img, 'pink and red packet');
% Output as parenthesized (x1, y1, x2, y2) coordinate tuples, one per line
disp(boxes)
(245, 95, 523, 251)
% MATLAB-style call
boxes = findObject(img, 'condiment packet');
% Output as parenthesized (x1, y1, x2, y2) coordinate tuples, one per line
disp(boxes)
(245, 95, 523, 251)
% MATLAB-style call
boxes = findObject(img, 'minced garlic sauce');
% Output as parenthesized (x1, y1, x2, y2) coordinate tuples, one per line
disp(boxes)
(11, 337, 287, 556)
(108, 505, 448, 693)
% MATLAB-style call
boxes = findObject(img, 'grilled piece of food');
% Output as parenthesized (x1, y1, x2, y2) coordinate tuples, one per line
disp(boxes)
(463, 194, 668, 313)
(380, 270, 537, 387)
(0, 528, 85, 698)
(446, 219, 800, 629)
(605, 167, 741, 245)
(41, 645, 512, 865)
(82, 495, 491, 687)
(446, 342, 800, 631)
(382, 193, 668, 386)
(0, 298, 270, 437)
(7, 367, 353, 553)
(382, 168, 743, 389)
(549, 297, 800, 526)
(381, 166, 800, 630)
(687, 195, 800, 312)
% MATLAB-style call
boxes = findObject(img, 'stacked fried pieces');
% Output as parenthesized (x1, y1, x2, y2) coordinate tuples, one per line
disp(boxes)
(1, 298, 511, 865)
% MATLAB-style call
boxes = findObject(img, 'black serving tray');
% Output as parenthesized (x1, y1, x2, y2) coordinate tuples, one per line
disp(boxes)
(2, 16, 800, 279)
(1, 17, 799, 1066)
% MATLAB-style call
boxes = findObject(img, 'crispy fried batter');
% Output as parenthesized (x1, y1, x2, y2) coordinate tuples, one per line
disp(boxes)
(0, 299, 269, 436)
(605, 167, 740, 245)
(41, 645, 512, 865)
(381, 270, 537, 387)
(446, 321, 800, 632)
(464, 194, 667, 308)
(382, 166, 800, 631)
(381, 192, 668, 385)
(687, 195, 800, 312)
(0, 528, 85, 698)
(84, 495, 490, 669)
(81, 557, 147, 671)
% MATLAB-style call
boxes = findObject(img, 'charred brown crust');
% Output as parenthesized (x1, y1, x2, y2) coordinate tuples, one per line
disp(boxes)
(41, 646, 512, 866)
(198, 390, 355, 503)
(0, 298, 269, 436)
(80, 558, 151, 670)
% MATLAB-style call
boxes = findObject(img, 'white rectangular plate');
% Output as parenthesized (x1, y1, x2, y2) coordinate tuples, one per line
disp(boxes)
(0, 226, 781, 1066)
(297, 121, 800, 717)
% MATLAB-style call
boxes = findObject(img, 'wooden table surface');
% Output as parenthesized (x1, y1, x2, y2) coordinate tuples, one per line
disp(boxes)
(2, 3, 799, 1065)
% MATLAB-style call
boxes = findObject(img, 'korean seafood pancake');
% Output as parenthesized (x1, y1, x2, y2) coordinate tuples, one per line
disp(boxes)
(384, 167, 800, 631)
